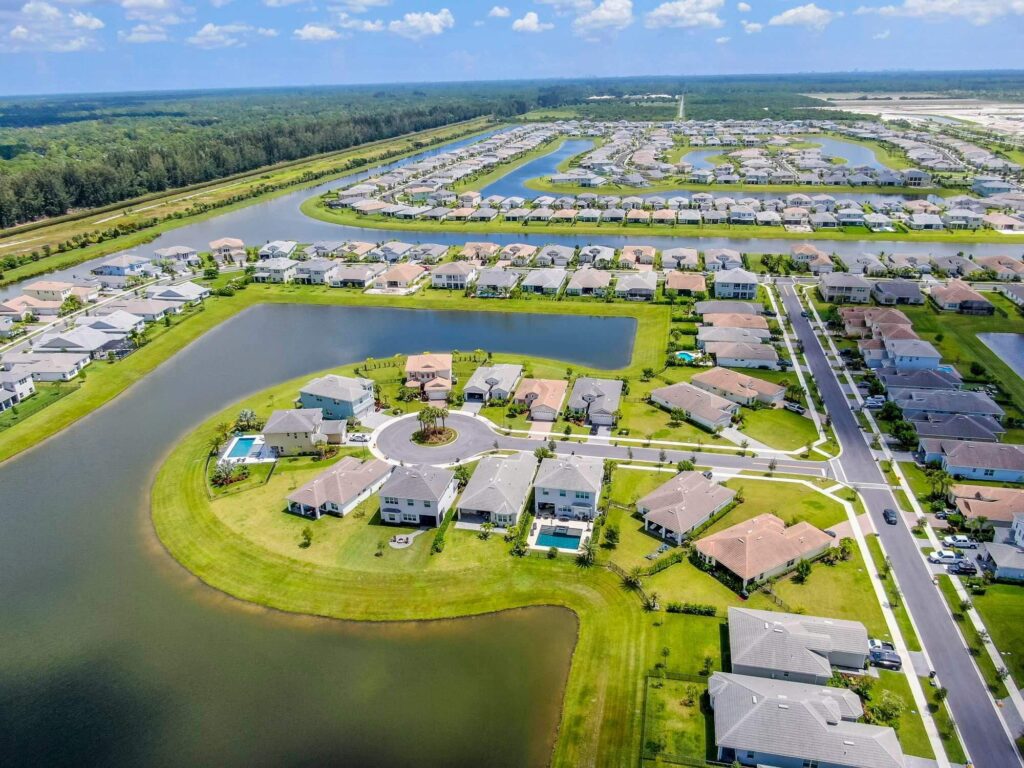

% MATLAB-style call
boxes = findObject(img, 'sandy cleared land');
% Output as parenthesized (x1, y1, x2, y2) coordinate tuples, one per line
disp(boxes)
(806, 92, 1024, 137)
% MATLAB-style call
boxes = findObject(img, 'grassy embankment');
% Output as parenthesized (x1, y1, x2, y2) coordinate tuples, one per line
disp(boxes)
(0, 282, 668, 466)
(0, 118, 497, 286)
(152, 377, 930, 765)
(304, 199, 1024, 245)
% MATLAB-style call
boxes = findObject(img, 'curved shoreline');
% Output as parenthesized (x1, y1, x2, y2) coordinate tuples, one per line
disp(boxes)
(150, 375, 647, 766)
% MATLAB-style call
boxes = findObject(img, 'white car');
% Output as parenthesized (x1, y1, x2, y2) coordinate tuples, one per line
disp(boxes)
(942, 534, 978, 550)
(350, 434, 371, 443)
(928, 549, 963, 565)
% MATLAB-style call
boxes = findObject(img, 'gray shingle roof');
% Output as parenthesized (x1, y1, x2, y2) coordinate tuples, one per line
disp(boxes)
(567, 376, 623, 415)
(535, 456, 603, 493)
(300, 374, 374, 402)
(264, 408, 324, 434)
(381, 465, 455, 502)
(458, 453, 538, 517)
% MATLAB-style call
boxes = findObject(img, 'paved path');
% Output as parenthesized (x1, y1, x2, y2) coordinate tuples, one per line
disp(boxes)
(373, 412, 826, 478)
(779, 279, 1023, 768)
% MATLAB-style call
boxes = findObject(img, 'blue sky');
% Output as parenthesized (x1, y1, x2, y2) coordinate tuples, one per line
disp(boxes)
(1, 0, 1023, 96)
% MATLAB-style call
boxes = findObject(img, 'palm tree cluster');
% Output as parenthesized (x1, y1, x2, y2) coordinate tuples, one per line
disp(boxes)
(415, 406, 451, 441)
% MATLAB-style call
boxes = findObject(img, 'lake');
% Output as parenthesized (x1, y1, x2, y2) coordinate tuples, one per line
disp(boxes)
(978, 332, 1024, 381)
(0, 305, 635, 767)
(480, 138, 596, 198)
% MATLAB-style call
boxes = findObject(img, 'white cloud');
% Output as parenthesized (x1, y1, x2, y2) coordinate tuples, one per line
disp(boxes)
(70, 10, 104, 29)
(645, 0, 724, 29)
(334, 0, 390, 10)
(768, 3, 842, 30)
(488, 5, 510, 17)
(186, 21, 274, 48)
(119, 0, 190, 25)
(715, 34, 729, 41)
(512, 10, 553, 30)
(293, 22, 338, 39)
(854, 0, 1024, 25)
(740, 19, 761, 32)
(388, 7, 453, 38)
(336, 11, 383, 30)
(118, 22, 167, 42)
(1, 0, 102, 52)
(574, 0, 633, 35)
(737, 1, 751, 10)
(873, 27, 890, 37)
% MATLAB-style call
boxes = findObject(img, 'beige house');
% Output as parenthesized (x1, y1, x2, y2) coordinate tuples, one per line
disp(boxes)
(262, 408, 327, 456)
(287, 457, 393, 519)
(23, 281, 74, 303)
(649, 381, 738, 431)
(405, 353, 453, 401)
(691, 367, 785, 407)
(513, 378, 568, 421)
(665, 272, 706, 296)
(695, 513, 832, 588)
(373, 263, 427, 290)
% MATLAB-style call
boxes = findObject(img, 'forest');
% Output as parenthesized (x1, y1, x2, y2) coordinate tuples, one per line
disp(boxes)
(2, 71, 1022, 229)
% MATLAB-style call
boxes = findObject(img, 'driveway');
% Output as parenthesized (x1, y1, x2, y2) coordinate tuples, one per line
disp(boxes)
(778, 279, 1023, 768)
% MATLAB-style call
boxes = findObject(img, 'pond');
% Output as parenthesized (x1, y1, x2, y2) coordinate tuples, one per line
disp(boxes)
(480, 138, 596, 198)
(978, 332, 1024, 381)
(0, 304, 636, 766)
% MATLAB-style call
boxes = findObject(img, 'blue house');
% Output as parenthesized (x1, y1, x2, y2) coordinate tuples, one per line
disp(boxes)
(917, 439, 1024, 483)
(298, 374, 375, 420)
(91, 254, 151, 277)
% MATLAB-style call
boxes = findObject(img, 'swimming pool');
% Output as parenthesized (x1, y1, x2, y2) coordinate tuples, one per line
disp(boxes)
(536, 526, 583, 550)
(226, 436, 257, 459)
(675, 351, 696, 362)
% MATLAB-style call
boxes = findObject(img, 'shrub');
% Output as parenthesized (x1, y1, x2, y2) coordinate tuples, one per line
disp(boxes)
(665, 602, 717, 616)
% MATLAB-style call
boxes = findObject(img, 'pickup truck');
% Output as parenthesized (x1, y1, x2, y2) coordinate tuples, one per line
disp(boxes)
(942, 534, 978, 550)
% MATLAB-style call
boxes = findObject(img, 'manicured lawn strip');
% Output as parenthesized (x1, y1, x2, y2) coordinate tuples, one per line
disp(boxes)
(936, 575, 1009, 698)
(874, 670, 934, 759)
(864, 535, 922, 651)
(303, 201, 1024, 245)
(642, 677, 713, 763)
(737, 407, 818, 451)
(715, 479, 846, 532)
(969, 583, 1024, 685)
(0, 381, 80, 432)
(450, 135, 566, 192)
(0, 283, 668, 465)
(921, 677, 968, 765)
(0, 118, 497, 285)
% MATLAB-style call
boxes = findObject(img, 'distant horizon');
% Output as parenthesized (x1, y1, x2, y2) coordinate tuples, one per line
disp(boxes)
(2, 1, 1023, 97)
(3, 67, 1024, 101)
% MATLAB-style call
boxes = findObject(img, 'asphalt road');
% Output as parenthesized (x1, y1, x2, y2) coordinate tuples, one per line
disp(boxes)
(778, 280, 1023, 768)
(374, 413, 827, 478)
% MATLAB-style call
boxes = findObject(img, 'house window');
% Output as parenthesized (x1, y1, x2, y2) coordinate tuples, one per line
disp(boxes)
(559, 490, 566, 497)
(407, 499, 415, 506)
(983, 469, 995, 477)
(383, 496, 398, 505)
(423, 501, 431, 508)
(575, 492, 588, 499)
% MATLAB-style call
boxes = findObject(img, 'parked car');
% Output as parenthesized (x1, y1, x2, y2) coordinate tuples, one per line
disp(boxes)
(882, 508, 899, 525)
(350, 434, 371, 443)
(942, 534, 978, 550)
(951, 560, 978, 576)
(934, 509, 950, 520)
(784, 402, 806, 415)
(928, 549, 963, 565)
(870, 649, 903, 671)
(868, 638, 895, 653)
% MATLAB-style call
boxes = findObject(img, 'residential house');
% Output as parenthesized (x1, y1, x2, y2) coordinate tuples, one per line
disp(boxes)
(714, 268, 758, 299)
(34, 327, 123, 359)
(704, 341, 779, 370)
(950, 485, 1024, 526)
(258, 240, 298, 260)
(535, 245, 575, 267)
(501, 243, 538, 265)
(252, 257, 298, 284)
(978, 516, 1024, 581)
(566, 267, 612, 296)
(911, 413, 1005, 443)
(895, 389, 1004, 421)
(975, 255, 1024, 281)
(578, 245, 615, 268)
(665, 272, 706, 296)
(917, 440, 1024, 483)
(728, 607, 869, 684)
(329, 263, 386, 288)
(457, 453, 538, 528)
(405, 353, 453, 401)
(566, 377, 623, 426)
(818, 273, 871, 304)
(708, 673, 904, 768)
(695, 300, 760, 316)
(287, 458, 392, 519)
(153, 245, 200, 265)
(638, 472, 735, 544)
(299, 374, 376, 419)
(691, 367, 784, 407)
(475, 268, 520, 298)
(705, 248, 743, 272)
(614, 272, 657, 301)
(23, 281, 73, 303)
(695, 513, 832, 588)
(650, 381, 739, 431)
(145, 281, 210, 304)
(0, 368, 36, 411)
(209, 237, 246, 263)
(521, 268, 568, 295)
(76, 310, 145, 336)
(929, 280, 994, 315)
(872, 280, 924, 305)
(379, 465, 458, 528)
(883, 338, 941, 371)
(262, 408, 327, 456)
(373, 263, 427, 290)
(463, 363, 522, 403)
(294, 259, 339, 285)
(1, 351, 89, 382)
(431, 261, 478, 291)
(91, 254, 150, 277)
(662, 247, 700, 270)
(513, 378, 568, 421)
(533, 456, 603, 520)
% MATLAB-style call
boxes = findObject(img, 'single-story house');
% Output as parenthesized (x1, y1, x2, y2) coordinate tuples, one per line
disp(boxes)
(513, 378, 568, 421)
(565, 267, 612, 296)
(521, 268, 568, 295)
(463, 364, 522, 403)
(145, 281, 210, 304)
(873, 280, 924, 305)
(650, 381, 738, 431)
(916, 439, 1024, 483)
(704, 341, 779, 370)
(638, 471, 735, 544)
(287, 457, 392, 519)
(615, 272, 657, 301)
(691, 367, 784, 407)
(566, 376, 623, 426)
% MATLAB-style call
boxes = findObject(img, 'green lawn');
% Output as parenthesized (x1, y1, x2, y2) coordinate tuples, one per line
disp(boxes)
(738, 407, 819, 451)
(873, 670, 933, 759)
(970, 583, 1024, 685)
(922, 677, 968, 765)
(864, 535, 922, 652)
(642, 678, 713, 763)
(0, 381, 80, 432)
(936, 575, 1010, 698)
